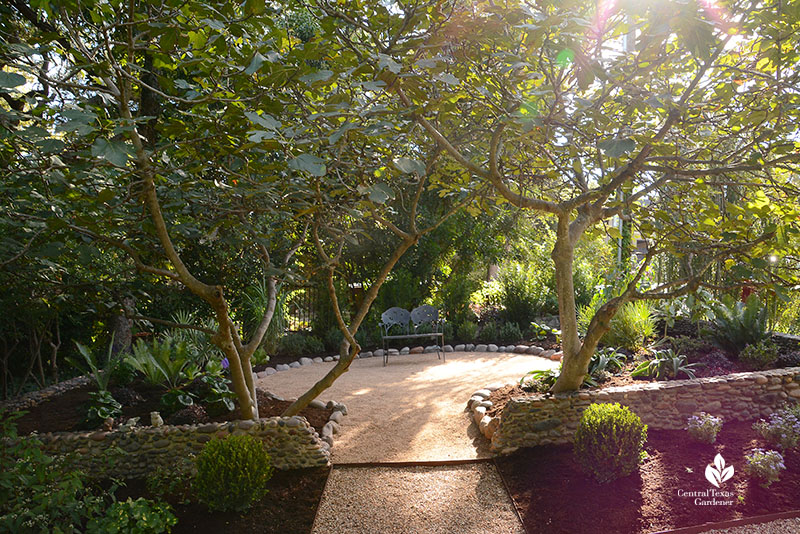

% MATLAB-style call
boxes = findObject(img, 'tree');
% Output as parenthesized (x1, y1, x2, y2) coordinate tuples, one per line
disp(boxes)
(309, 0, 800, 391)
(1, 0, 330, 418)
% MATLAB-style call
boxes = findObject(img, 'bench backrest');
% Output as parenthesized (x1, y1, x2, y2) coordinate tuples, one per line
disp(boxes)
(411, 305, 438, 331)
(381, 307, 411, 335)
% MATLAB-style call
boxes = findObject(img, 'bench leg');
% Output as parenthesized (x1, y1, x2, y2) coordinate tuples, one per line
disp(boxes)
(383, 338, 388, 366)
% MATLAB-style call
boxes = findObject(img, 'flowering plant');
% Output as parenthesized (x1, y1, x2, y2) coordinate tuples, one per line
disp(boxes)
(686, 412, 723, 444)
(753, 405, 800, 450)
(745, 448, 785, 487)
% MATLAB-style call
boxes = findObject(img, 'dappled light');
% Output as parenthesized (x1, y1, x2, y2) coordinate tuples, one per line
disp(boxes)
(258, 352, 557, 463)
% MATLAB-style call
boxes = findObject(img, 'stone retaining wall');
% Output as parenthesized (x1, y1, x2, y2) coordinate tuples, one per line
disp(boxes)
(2, 377, 344, 477)
(19, 415, 333, 478)
(468, 367, 800, 455)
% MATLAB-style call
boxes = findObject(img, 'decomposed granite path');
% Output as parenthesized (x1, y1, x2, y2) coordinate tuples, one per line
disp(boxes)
(255, 350, 557, 463)
(256, 351, 555, 534)
(310, 464, 525, 534)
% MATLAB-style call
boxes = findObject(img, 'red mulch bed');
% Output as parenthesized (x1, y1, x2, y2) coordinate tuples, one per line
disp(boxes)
(495, 420, 800, 534)
(10, 382, 332, 435)
(114, 467, 330, 534)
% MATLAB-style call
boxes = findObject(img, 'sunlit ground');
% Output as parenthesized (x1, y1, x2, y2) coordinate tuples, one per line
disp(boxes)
(256, 351, 558, 463)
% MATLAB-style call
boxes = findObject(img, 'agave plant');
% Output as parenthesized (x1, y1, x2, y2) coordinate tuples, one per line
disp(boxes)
(631, 349, 699, 380)
(584, 348, 627, 386)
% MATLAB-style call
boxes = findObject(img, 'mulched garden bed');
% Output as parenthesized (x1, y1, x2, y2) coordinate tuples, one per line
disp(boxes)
(10, 382, 333, 435)
(495, 420, 800, 534)
(115, 467, 330, 534)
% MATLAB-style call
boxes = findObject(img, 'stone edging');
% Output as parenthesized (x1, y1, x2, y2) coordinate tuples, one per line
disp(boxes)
(2, 378, 347, 476)
(354, 343, 563, 361)
(468, 367, 800, 454)
(0, 375, 91, 413)
(7, 394, 347, 477)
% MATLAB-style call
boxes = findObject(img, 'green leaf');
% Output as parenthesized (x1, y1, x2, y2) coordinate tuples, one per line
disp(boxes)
(0, 71, 26, 89)
(97, 189, 115, 203)
(245, 0, 266, 15)
(598, 138, 636, 158)
(288, 154, 326, 176)
(91, 138, 129, 167)
(366, 183, 394, 204)
(245, 52, 267, 75)
(393, 157, 426, 175)
(434, 73, 459, 86)
(298, 70, 333, 84)
(244, 111, 280, 130)
(328, 123, 356, 144)
(377, 54, 401, 74)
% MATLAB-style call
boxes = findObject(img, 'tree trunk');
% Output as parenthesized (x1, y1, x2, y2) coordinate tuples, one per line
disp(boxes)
(550, 214, 626, 393)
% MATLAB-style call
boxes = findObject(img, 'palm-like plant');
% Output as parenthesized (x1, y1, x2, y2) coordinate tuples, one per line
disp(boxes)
(706, 294, 769, 354)
(126, 337, 193, 389)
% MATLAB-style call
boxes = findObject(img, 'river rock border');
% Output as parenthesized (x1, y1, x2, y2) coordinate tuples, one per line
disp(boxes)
(0, 375, 91, 413)
(9, 397, 347, 478)
(468, 367, 800, 454)
(2, 378, 347, 477)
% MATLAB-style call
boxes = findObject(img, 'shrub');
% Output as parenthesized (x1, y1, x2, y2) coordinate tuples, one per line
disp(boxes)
(498, 322, 523, 343)
(745, 449, 785, 488)
(323, 325, 344, 352)
(277, 332, 325, 357)
(705, 294, 769, 354)
(574, 403, 648, 483)
(85, 498, 177, 534)
(146, 457, 195, 505)
(478, 320, 499, 343)
(194, 435, 274, 513)
(0, 413, 107, 533)
(456, 321, 479, 343)
(686, 412, 723, 444)
(578, 298, 655, 351)
(498, 263, 556, 327)
(739, 341, 779, 370)
(753, 404, 800, 450)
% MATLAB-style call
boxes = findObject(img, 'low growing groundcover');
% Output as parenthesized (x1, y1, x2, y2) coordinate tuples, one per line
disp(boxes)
(494, 420, 800, 534)
(114, 467, 330, 534)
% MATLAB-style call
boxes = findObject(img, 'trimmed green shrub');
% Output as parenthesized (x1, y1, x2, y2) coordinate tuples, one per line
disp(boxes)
(277, 332, 325, 357)
(85, 498, 176, 534)
(739, 340, 779, 370)
(574, 403, 648, 483)
(194, 435, 274, 512)
(478, 321, 498, 343)
(456, 321, 479, 343)
(498, 322, 522, 343)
